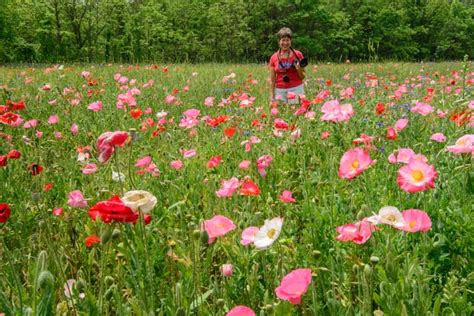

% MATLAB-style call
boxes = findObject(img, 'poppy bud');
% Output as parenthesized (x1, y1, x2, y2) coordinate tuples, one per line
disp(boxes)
(192, 229, 201, 240)
(200, 230, 209, 244)
(175, 308, 186, 316)
(370, 256, 380, 264)
(38, 270, 54, 289)
(364, 264, 372, 277)
(101, 229, 113, 245)
(104, 276, 114, 287)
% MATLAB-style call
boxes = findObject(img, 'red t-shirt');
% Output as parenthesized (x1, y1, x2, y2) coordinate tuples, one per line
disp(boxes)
(269, 49, 304, 89)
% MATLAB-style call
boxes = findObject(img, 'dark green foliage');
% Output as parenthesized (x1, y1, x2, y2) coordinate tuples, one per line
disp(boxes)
(0, 0, 473, 62)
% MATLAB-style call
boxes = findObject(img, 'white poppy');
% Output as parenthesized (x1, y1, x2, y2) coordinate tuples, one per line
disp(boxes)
(367, 206, 405, 228)
(254, 217, 283, 250)
(112, 171, 125, 182)
(121, 190, 157, 214)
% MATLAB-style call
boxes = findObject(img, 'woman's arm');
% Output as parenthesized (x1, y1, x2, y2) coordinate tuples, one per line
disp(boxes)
(295, 62, 306, 80)
(270, 67, 276, 101)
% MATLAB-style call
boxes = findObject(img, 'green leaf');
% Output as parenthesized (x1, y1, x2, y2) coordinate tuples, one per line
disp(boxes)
(189, 289, 213, 311)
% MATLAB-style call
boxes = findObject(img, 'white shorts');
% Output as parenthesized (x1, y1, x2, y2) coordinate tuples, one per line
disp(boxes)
(275, 84, 305, 104)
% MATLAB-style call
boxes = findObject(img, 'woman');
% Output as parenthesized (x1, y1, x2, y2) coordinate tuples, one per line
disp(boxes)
(269, 27, 306, 104)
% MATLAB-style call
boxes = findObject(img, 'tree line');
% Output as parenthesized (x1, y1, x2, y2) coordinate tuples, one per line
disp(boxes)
(0, 0, 473, 64)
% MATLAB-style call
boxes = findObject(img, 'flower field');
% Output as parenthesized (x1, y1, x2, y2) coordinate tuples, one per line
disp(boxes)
(0, 61, 473, 315)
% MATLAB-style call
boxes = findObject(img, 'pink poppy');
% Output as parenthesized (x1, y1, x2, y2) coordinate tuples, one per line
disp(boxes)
(279, 190, 296, 203)
(23, 119, 38, 129)
(336, 218, 374, 244)
(240, 226, 259, 246)
(170, 160, 184, 170)
(274, 118, 289, 130)
(338, 148, 373, 180)
(397, 160, 437, 193)
(447, 135, 474, 154)
(67, 190, 88, 208)
(203, 215, 236, 244)
(179, 117, 199, 129)
(227, 306, 255, 316)
(183, 108, 200, 118)
(388, 148, 416, 164)
(207, 156, 222, 169)
(135, 156, 152, 168)
(70, 123, 79, 136)
(221, 264, 233, 277)
(321, 131, 331, 139)
(396, 209, 432, 232)
(82, 163, 98, 174)
(216, 177, 240, 198)
(88, 101, 103, 112)
(256, 155, 273, 177)
(165, 95, 177, 104)
(239, 160, 251, 170)
(52, 208, 63, 216)
(204, 96, 215, 107)
(54, 131, 62, 140)
(410, 102, 434, 116)
(394, 118, 409, 131)
(181, 149, 197, 159)
(275, 268, 312, 305)
(81, 71, 90, 78)
(48, 115, 59, 124)
(97, 131, 129, 163)
(430, 133, 446, 143)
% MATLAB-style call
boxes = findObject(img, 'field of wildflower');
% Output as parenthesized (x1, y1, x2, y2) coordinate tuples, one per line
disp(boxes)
(0, 61, 473, 315)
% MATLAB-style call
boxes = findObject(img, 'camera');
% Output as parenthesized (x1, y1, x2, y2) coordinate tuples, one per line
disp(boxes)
(294, 57, 308, 68)
(283, 74, 290, 82)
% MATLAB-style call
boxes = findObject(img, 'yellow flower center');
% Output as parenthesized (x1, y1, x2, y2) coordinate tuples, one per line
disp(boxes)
(267, 228, 277, 239)
(352, 160, 360, 170)
(128, 194, 146, 202)
(411, 170, 424, 182)
(457, 139, 466, 145)
(409, 220, 417, 229)
(384, 214, 396, 223)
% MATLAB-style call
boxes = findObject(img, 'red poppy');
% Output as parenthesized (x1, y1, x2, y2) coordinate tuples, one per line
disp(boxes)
(142, 214, 152, 225)
(224, 127, 236, 138)
(130, 109, 143, 120)
(0, 155, 7, 167)
(88, 195, 138, 223)
(375, 103, 385, 115)
(449, 112, 471, 126)
(325, 80, 332, 86)
(6, 100, 26, 111)
(0, 112, 22, 125)
(206, 115, 228, 127)
(240, 181, 261, 196)
(172, 88, 179, 95)
(6, 149, 21, 159)
(28, 163, 44, 176)
(386, 127, 398, 140)
(84, 235, 101, 247)
(43, 183, 54, 192)
(0, 203, 11, 223)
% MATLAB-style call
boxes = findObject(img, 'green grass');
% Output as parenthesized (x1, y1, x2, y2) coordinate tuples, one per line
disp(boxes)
(0, 61, 473, 315)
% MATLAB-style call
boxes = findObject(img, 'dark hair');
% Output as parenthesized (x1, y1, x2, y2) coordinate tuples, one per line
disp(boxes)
(277, 27, 292, 39)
